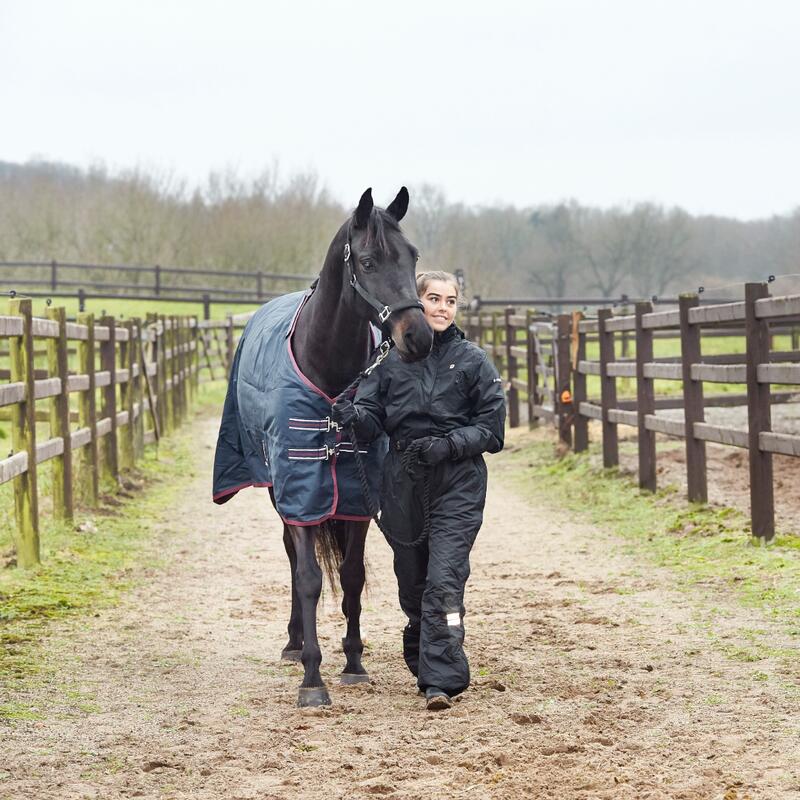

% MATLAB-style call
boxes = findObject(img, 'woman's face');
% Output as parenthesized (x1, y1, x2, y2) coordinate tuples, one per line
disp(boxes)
(419, 279, 458, 332)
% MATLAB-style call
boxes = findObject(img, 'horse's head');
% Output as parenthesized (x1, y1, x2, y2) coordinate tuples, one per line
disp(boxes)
(345, 187, 433, 362)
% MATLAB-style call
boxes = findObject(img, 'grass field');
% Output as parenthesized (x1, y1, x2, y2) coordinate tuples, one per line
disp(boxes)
(496, 328, 798, 400)
(10, 296, 263, 322)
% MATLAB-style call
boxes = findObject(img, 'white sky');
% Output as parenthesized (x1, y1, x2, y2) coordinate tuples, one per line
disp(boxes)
(2, 0, 799, 219)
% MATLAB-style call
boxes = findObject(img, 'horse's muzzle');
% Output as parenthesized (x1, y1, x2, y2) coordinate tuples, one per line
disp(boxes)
(392, 309, 433, 362)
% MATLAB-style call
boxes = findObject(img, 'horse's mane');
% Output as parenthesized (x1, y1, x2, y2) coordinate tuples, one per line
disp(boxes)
(359, 207, 401, 255)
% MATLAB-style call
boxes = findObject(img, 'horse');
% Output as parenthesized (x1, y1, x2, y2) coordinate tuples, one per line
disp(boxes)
(213, 187, 433, 706)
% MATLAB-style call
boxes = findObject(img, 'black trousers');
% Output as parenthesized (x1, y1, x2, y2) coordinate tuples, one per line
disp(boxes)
(380, 449, 487, 696)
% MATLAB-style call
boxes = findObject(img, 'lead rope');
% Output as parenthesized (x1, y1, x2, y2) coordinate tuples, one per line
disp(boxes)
(350, 427, 432, 550)
(337, 342, 432, 550)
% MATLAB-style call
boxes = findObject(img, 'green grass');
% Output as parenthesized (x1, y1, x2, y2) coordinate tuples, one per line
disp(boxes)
(495, 328, 798, 400)
(17, 295, 261, 321)
(499, 431, 800, 638)
(0, 380, 228, 690)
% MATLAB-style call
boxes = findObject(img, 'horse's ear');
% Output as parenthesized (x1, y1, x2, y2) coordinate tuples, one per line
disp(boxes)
(386, 186, 409, 222)
(354, 188, 373, 228)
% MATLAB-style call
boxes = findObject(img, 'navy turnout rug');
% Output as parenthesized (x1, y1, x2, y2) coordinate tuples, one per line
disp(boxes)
(212, 288, 387, 525)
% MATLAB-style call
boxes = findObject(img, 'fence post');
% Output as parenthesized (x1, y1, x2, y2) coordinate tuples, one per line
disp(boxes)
(491, 312, 502, 377)
(9, 298, 40, 566)
(182, 318, 190, 416)
(504, 307, 520, 428)
(46, 306, 73, 521)
(50, 259, 58, 292)
(169, 316, 179, 429)
(597, 308, 618, 468)
(192, 316, 200, 395)
(525, 309, 538, 429)
(226, 314, 235, 376)
(155, 316, 168, 436)
(257, 271, 263, 301)
(203, 293, 211, 321)
(158, 314, 172, 434)
(120, 321, 135, 469)
(620, 298, 631, 358)
(178, 317, 188, 420)
(183, 318, 193, 406)
(555, 314, 572, 447)
(132, 318, 145, 459)
(77, 311, 99, 506)
(154, 264, 161, 297)
(78, 288, 86, 313)
(138, 319, 160, 443)
(99, 315, 119, 486)
(635, 301, 656, 492)
(745, 282, 774, 540)
(172, 315, 182, 426)
(679, 294, 707, 503)
(169, 316, 181, 429)
(572, 311, 588, 452)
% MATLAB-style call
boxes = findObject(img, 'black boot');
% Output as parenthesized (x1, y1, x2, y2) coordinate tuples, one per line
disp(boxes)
(425, 687, 452, 711)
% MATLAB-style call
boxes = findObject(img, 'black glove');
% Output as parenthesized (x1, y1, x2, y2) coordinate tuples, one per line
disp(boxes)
(331, 397, 359, 428)
(414, 436, 453, 466)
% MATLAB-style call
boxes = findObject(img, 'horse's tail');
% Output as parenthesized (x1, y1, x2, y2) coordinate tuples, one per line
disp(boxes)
(316, 520, 345, 595)
(315, 520, 370, 597)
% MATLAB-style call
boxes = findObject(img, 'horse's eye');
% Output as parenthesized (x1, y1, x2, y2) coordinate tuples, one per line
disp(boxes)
(361, 259, 375, 273)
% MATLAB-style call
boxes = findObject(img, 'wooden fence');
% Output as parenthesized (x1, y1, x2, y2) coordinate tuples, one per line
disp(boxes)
(465, 283, 800, 541)
(0, 299, 255, 568)
(0, 260, 314, 313)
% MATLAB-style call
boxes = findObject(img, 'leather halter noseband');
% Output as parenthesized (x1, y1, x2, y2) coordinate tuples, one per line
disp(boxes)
(343, 236, 424, 324)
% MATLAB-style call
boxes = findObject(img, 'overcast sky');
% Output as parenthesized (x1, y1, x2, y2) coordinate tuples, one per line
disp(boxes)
(2, 0, 799, 219)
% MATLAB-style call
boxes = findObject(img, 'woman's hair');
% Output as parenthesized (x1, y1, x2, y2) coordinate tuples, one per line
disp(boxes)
(415, 270, 461, 302)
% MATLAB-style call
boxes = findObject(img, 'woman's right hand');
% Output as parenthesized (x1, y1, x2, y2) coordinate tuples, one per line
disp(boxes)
(331, 397, 359, 428)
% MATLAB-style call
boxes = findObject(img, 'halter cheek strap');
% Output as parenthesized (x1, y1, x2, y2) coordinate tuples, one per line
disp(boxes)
(344, 240, 424, 323)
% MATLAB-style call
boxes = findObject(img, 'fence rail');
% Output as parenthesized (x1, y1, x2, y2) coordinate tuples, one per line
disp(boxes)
(0, 260, 315, 315)
(0, 298, 256, 568)
(465, 284, 800, 541)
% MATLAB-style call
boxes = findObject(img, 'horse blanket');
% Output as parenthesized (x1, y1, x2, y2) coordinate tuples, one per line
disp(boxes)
(212, 288, 387, 526)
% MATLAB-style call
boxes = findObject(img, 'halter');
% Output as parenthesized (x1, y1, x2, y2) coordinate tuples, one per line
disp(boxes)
(343, 234, 424, 324)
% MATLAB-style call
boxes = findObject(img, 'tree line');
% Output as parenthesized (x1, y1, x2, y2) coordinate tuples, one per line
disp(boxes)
(1, 160, 798, 300)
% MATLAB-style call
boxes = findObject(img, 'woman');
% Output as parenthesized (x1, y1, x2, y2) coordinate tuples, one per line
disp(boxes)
(332, 271, 506, 710)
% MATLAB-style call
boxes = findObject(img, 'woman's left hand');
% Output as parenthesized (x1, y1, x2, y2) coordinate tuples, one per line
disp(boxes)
(414, 436, 453, 465)
(331, 397, 359, 428)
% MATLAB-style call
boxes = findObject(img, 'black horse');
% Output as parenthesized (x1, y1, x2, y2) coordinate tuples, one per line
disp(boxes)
(214, 188, 432, 706)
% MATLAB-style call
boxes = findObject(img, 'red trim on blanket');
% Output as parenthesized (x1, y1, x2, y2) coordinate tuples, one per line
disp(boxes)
(281, 512, 372, 527)
(280, 288, 380, 524)
(213, 481, 272, 504)
(285, 292, 336, 405)
(286, 337, 335, 404)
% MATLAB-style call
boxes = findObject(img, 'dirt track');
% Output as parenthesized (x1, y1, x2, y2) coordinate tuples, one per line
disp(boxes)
(2, 416, 800, 799)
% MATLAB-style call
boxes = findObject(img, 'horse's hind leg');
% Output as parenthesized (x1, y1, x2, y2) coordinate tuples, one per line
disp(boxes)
(339, 520, 370, 685)
(281, 525, 303, 662)
(289, 524, 330, 707)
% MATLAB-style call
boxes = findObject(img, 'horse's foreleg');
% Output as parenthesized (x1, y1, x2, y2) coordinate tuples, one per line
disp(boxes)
(281, 525, 303, 661)
(289, 524, 330, 707)
(339, 521, 370, 684)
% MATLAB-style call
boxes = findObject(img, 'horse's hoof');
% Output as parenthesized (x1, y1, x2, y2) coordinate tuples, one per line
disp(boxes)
(340, 672, 371, 685)
(297, 686, 332, 707)
(281, 649, 302, 663)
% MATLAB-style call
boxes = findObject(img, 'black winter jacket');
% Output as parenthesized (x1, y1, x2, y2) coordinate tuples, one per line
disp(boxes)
(352, 324, 506, 459)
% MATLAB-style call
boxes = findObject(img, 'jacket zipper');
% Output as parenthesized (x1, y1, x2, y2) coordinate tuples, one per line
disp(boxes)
(426, 340, 447, 434)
